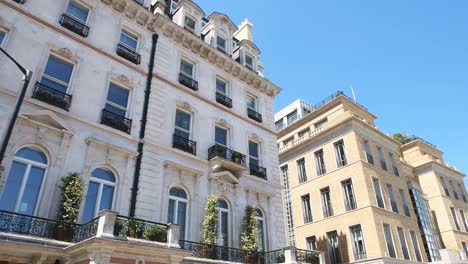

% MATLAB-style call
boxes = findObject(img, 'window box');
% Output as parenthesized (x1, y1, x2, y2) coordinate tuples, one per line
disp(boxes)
(247, 108, 262, 123)
(32, 82, 72, 111)
(117, 44, 141, 64)
(101, 109, 132, 134)
(249, 163, 267, 180)
(173, 134, 196, 155)
(59, 13, 89, 37)
(179, 73, 198, 91)
(216, 92, 232, 108)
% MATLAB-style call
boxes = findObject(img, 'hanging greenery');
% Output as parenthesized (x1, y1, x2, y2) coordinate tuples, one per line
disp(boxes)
(241, 205, 258, 253)
(57, 172, 84, 224)
(201, 195, 218, 245)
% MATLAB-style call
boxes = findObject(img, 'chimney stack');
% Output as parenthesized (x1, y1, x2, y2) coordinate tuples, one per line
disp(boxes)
(234, 18, 254, 42)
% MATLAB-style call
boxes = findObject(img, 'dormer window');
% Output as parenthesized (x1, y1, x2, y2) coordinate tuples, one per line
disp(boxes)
(245, 53, 255, 71)
(184, 16, 196, 34)
(169, 0, 180, 14)
(217, 36, 227, 54)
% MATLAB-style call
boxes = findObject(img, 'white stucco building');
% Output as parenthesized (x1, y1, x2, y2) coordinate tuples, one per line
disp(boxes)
(0, 0, 297, 263)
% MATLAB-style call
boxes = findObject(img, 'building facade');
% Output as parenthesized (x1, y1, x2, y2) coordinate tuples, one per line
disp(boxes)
(276, 92, 468, 264)
(0, 0, 293, 263)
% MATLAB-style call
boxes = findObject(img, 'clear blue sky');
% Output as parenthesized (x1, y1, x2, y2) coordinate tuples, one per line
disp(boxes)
(196, 1, 468, 185)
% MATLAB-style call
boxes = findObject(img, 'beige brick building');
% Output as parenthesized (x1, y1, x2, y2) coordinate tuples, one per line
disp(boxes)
(276, 92, 468, 264)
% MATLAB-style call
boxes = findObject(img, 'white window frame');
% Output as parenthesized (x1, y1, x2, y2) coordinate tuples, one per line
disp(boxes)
(297, 158, 308, 183)
(244, 52, 255, 70)
(216, 35, 227, 53)
(65, 0, 91, 24)
(334, 139, 348, 167)
(168, 187, 189, 239)
(246, 94, 257, 111)
(363, 139, 374, 165)
(386, 184, 398, 213)
(377, 146, 387, 171)
(216, 199, 230, 247)
(460, 209, 468, 232)
(215, 125, 229, 147)
(372, 177, 386, 209)
(389, 153, 400, 176)
(184, 14, 196, 33)
(41, 54, 76, 94)
(216, 77, 228, 96)
(410, 230, 423, 262)
(175, 108, 192, 139)
(4, 147, 48, 216)
(180, 59, 195, 79)
(120, 28, 139, 52)
(383, 223, 398, 258)
(349, 224, 367, 261)
(248, 140, 261, 166)
(342, 179, 357, 211)
(301, 194, 313, 224)
(255, 208, 267, 252)
(86, 169, 117, 219)
(321, 186, 334, 218)
(451, 206, 461, 231)
(314, 149, 326, 176)
(105, 82, 131, 118)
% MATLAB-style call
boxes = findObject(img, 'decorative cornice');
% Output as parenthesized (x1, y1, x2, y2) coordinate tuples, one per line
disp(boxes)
(152, 14, 282, 97)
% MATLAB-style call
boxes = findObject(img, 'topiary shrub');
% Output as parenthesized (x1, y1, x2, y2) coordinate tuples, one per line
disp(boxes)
(56, 172, 84, 241)
(241, 206, 258, 253)
(143, 224, 167, 242)
(201, 195, 218, 246)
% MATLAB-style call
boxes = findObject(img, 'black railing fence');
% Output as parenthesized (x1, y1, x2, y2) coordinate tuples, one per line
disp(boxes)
(173, 134, 197, 155)
(179, 73, 198, 91)
(250, 163, 267, 180)
(114, 215, 168, 242)
(216, 92, 233, 108)
(117, 44, 141, 64)
(259, 249, 285, 264)
(296, 248, 320, 264)
(0, 210, 98, 243)
(208, 144, 246, 166)
(101, 109, 132, 134)
(60, 13, 89, 37)
(180, 240, 253, 263)
(32, 82, 72, 111)
(247, 108, 263, 123)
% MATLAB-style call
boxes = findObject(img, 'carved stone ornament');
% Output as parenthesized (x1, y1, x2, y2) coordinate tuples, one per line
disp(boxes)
(177, 101, 191, 111)
(217, 182, 229, 194)
(218, 119, 228, 127)
(117, 74, 130, 85)
(251, 133, 259, 142)
(56, 48, 73, 59)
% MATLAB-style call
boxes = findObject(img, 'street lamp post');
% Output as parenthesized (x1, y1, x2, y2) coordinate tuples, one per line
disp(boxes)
(0, 47, 32, 171)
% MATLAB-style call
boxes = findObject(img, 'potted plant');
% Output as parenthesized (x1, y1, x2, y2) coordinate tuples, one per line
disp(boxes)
(121, 219, 143, 238)
(56, 172, 84, 242)
(114, 218, 124, 237)
(143, 224, 167, 242)
(213, 144, 225, 157)
(232, 152, 243, 164)
(200, 195, 218, 258)
(241, 206, 258, 263)
(276, 252, 285, 263)
(304, 251, 319, 264)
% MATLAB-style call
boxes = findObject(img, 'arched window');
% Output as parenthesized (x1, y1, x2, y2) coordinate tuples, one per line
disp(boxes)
(217, 198, 229, 247)
(0, 147, 48, 215)
(82, 168, 116, 222)
(256, 208, 266, 251)
(168, 187, 188, 240)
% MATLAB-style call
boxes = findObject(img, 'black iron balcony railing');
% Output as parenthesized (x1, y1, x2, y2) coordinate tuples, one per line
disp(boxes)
(12, 0, 25, 4)
(32, 82, 72, 111)
(250, 163, 267, 180)
(179, 73, 198, 91)
(208, 144, 246, 166)
(114, 215, 167, 242)
(173, 134, 197, 155)
(296, 249, 320, 264)
(59, 13, 89, 37)
(101, 110, 132, 134)
(117, 44, 141, 65)
(180, 240, 255, 263)
(259, 249, 285, 264)
(0, 210, 98, 243)
(247, 108, 262, 123)
(216, 92, 232, 108)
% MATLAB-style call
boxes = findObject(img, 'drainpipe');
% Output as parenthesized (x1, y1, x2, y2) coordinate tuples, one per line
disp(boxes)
(129, 33, 159, 217)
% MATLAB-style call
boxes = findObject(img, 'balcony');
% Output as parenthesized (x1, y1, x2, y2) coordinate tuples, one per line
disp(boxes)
(173, 134, 197, 155)
(247, 108, 262, 123)
(32, 82, 72, 111)
(216, 92, 233, 108)
(0, 210, 98, 243)
(117, 44, 141, 65)
(179, 73, 198, 91)
(59, 13, 89, 37)
(208, 144, 246, 174)
(250, 163, 267, 180)
(101, 110, 132, 134)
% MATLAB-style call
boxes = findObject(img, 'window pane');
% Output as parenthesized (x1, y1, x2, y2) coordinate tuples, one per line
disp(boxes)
(216, 79, 227, 94)
(40, 77, 68, 94)
(215, 127, 227, 146)
(66, 1, 89, 22)
(185, 16, 196, 29)
(175, 110, 191, 131)
(92, 168, 116, 182)
(257, 219, 265, 251)
(180, 61, 193, 77)
(167, 199, 175, 223)
(217, 36, 226, 49)
(383, 224, 396, 258)
(249, 141, 259, 158)
(0, 162, 27, 211)
(18, 166, 45, 214)
(220, 211, 228, 246)
(107, 84, 129, 108)
(170, 187, 187, 199)
(16, 147, 47, 164)
(178, 201, 187, 240)
(82, 182, 99, 222)
(99, 185, 114, 211)
(217, 199, 228, 209)
(175, 129, 190, 139)
(43, 56, 74, 84)
(247, 96, 256, 109)
(0, 31, 5, 45)
(104, 104, 126, 117)
(245, 54, 253, 66)
(120, 31, 138, 50)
